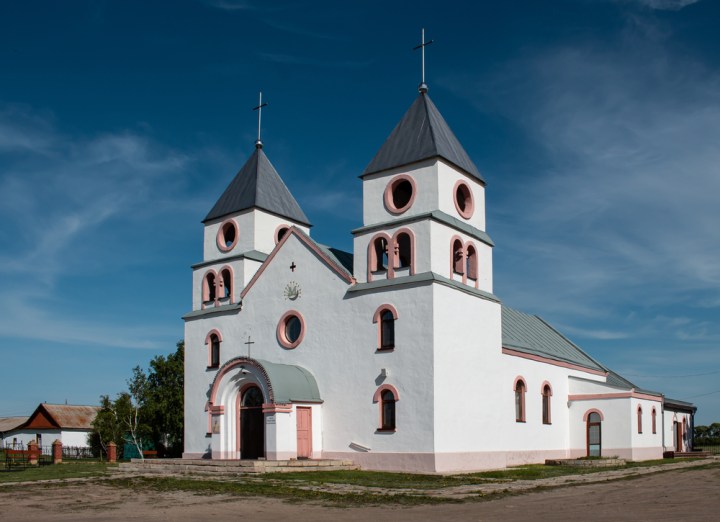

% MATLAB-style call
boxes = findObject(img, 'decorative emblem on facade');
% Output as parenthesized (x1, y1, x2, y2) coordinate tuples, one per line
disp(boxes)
(284, 281, 301, 301)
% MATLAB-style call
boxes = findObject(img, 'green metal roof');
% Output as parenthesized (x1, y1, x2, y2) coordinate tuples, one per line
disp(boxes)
(255, 359, 322, 403)
(502, 306, 607, 373)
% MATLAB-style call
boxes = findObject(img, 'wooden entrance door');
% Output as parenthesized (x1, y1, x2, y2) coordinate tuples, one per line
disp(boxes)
(296, 407, 312, 459)
(675, 421, 683, 452)
(587, 412, 602, 457)
(239, 386, 264, 460)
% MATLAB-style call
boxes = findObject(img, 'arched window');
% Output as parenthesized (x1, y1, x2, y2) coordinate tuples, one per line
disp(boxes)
(452, 239, 464, 275)
(381, 390, 396, 430)
(372, 237, 389, 272)
(220, 268, 232, 300)
(206, 332, 221, 368)
(542, 384, 552, 425)
(587, 411, 602, 457)
(396, 233, 411, 269)
(380, 310, 395, 350)
(202, 272, 217, 303)
(514, 378, 526, 422)
(651, 408, 657, 434)
(637, 405, 643, 434)
(466, 244, 478, 280)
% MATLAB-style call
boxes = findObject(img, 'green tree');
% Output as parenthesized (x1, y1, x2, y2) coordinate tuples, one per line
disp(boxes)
(144, 341, 184, 457)
(89, 392, 133, 460)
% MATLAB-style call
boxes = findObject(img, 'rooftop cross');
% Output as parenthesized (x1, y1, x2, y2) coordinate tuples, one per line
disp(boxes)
(413, 28, 433, 94)
(252, 92, 268, 149)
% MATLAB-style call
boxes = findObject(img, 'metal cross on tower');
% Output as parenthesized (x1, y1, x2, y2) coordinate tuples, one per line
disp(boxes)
(252, 92, 268, 149)
(413, 28, 434, 94)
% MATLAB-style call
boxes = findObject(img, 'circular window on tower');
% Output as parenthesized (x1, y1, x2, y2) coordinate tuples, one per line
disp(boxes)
(275, 225, 290, 245)
(453, 180, 474, 220)
(384, 175, 416, 215)
(216, 219, 239, 252)
(277, 310, 305, 349)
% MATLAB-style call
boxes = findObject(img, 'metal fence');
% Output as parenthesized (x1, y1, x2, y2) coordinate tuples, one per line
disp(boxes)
(694, 443, 720, 455)
(62, 446, 96, 459)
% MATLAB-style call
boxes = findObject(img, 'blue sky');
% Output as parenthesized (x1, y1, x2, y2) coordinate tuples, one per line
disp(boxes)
(0, 0, 718, 425)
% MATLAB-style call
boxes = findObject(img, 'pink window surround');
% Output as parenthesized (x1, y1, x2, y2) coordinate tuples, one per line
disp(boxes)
(276, 310, 306, 349)
(373, 384, 399, 432)
(384, 174, 417, 215)
(651, 408, 657, 434)
(513, 377, 526, 423)
(205, 330, 222, 368)
(637, 405, 643, 434)
(373, 304, 398, 352)
(583, 408, 604, 422)
(218, 265, 234, 303)
(453, 179, 475, 220)
(449, 236, 479, 288)
(274, 224, 290, 245)
(216, 218, 239, 252)
(367, 229, 416, 282)
(541, 381, 553, 425)
(202, 269, 218, 308)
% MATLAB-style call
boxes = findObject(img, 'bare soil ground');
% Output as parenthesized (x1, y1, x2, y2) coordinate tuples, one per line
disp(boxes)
(1, 464, 719, 521)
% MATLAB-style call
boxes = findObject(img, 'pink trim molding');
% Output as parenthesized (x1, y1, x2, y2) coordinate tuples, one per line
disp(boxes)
(568, 391, 663, 402)
(262, 403, 293, 413)
(367, 232, 393, 281)
(241, 227, 354, 299)
(276, 310, 306, 349)
(392, 227, 416, 276)
(216, 218, 239, 252)
(274, 224, 290, 245)
(540, 381, 553, 395)
(372, 303, 399, 323)
(373, 384, 399, 402)
(583, 408, 604, 422)
(202, 269, 218, 308)
(217, 265, 234, 303)
(453, 179, 474, 219)
(383, 174, 417, 215)
(502, 347, 609, 377)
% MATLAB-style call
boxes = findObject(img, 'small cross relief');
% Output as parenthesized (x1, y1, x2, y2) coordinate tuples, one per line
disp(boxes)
(290, 262, 297, 272)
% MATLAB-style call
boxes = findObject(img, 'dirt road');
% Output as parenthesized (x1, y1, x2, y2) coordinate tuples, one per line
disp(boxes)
(1, 465, 719, 521)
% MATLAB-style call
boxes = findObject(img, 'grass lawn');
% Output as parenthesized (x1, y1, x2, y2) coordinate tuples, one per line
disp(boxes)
(0, 461, 117, 483)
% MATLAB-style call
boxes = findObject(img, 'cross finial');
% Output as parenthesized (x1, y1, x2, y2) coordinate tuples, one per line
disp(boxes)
(413, 28, 433, 94)
(244, 336, 255, 358)
(252, 92, 268, 149)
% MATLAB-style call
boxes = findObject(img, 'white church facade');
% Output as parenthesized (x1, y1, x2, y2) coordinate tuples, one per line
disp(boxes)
(183, 85, 696, 472)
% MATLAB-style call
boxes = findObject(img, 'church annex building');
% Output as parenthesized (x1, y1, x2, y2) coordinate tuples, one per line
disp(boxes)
(183, 84, 696, 473)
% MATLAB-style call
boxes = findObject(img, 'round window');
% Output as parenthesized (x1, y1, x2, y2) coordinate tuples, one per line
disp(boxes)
(275, 226, 289, 244)
(277, 311, 305, 349)
(384, 175, 416, 214)
(217, 219, 239, 252)
(453, 181, 474, 219)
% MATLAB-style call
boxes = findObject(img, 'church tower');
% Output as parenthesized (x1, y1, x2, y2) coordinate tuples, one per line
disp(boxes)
(190, 141, 311, 312)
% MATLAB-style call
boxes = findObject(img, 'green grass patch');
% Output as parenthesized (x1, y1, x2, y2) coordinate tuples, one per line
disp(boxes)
(0, 461, 116, 483)
(105, 476, 461, 506)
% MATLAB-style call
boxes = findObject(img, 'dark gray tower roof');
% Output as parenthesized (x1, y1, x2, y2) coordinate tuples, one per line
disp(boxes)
(204, 147, 311, 226)
(362, 93, 484, 183)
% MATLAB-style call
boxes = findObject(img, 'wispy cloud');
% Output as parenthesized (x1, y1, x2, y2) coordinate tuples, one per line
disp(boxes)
(203, 0, 259, 11)
(625, 0, 701, 10)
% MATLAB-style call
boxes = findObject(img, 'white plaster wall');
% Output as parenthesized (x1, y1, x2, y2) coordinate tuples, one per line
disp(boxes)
(436, 160, 486, 231)
(568, 376, 624, 394)
(628, 398, 663, 459)
(202, 210, 310, 264)
(428, 221, 493, 293)
(362, 160, 438, 226)
(60, 429, 92, 447)
(568, 398, 631, 458)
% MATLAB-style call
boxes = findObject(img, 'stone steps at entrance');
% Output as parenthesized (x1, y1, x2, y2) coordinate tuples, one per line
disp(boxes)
(114, 458, 358, 476)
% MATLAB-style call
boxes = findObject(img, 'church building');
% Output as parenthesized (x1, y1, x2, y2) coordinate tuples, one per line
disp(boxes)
(182, 80, 696, 472)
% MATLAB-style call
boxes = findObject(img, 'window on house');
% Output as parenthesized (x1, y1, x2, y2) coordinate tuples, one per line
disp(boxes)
(637, 406, 643, 434)
(220, 269, 232, 299)
(209, 334, 220, 368)
(277, 311, 305, 349)
(380, 310, 395, 350)
(203, 273, 216, 303)
(452, 239, 464, 274)
(381, 390, 396, 430)
(515, 379, 526, 422)
(385, 176, 415, 214)
(396, 233, 411, 269)
(466, 244, 478, 280)
(542, 384, 552, 425)
(276, 226, 289, 243)
(454, 181, 474, 219)
(217, 219, 238, 251)
(652, 408, 657, 434)
(372, 237, 389, 271)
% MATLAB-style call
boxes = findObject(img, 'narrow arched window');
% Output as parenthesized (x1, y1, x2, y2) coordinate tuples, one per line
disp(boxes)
(381, 390, 396, 430)
(372, 237, 388, 271)
(515, 380, 526, 422)
(209, 334, 220, 368)
(380, 310, 395, 350)
(396, 233, 411, 269)
(203, 272, 216, 303)
(220, 268, 232, 299)
(652, 408, 657, 434)
(542, 384, 552, 425)
(452, 239, 464, 275)
(466, 244, 478, 280)
(637, 406, 643, 434)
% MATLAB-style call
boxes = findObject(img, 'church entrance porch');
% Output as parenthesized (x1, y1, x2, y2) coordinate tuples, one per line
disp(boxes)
(205, 357, 323, 461)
